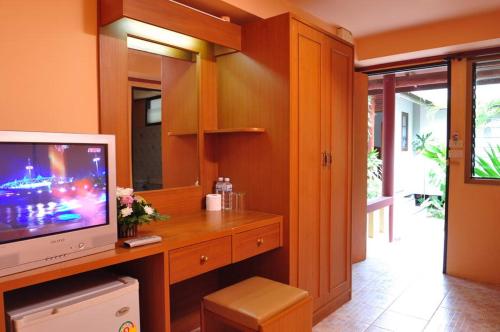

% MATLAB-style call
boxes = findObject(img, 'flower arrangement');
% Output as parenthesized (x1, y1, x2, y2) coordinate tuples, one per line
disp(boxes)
(116, 187, 168, 237)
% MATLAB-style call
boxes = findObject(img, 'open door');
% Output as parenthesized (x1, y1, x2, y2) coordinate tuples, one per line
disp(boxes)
(351, 72, 369, 263)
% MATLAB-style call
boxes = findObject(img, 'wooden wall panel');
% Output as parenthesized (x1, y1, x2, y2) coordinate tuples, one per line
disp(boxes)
(214, 14, 291, 283)
(163, 57, 198, 133)
(351, 73, 368, 263)
(329, 38, 353, 298)
(162, 57, 199, 188)
(128, 49, 162, 81)
(139, 186, 202, 217)
(99, 25, 130, 187)
(164, 136, 199, 188)
(296, 23, 323, 305)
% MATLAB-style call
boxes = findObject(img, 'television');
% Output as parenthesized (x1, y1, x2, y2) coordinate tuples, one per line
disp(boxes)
(0, 131, 117, 277)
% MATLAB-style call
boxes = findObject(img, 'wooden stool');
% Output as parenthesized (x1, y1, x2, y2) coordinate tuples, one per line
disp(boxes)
(201, 276, 312, 332)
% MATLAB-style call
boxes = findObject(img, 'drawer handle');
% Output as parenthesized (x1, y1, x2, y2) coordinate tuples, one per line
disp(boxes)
(257, 238, 264, 247)
(200, 255, 209, 264)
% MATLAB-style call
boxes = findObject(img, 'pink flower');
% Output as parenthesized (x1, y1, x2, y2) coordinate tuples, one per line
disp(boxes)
(120, 195, 134, 206)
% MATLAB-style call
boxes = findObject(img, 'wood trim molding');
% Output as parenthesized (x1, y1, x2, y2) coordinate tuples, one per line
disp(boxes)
(357, 46, 500, 74)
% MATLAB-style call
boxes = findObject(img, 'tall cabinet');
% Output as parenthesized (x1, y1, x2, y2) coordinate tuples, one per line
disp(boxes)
(292, 21, 353, 315)
(215, 13, 353, 322)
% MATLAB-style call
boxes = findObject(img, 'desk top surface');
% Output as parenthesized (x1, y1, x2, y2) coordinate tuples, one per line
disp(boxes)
(139, 210, 282, 250)
(0, 210, 281, 291)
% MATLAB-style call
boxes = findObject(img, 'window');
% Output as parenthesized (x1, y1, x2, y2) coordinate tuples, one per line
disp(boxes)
(146, 97, 162, 125)
(470, 57, 500, 180)
(401, 112, 409, 151)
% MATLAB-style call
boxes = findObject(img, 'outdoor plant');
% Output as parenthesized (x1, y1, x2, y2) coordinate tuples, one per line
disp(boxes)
(420, 144, 447, 219)
(412, 132, 433, 153)
(474, 144, 500, 179)
(475, 98, 500, 128)
(116, 187, 168, 237)
(367, 148, 383, 199)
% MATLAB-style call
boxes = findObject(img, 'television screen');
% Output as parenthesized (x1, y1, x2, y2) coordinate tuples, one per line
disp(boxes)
(0, 143, 109, 244)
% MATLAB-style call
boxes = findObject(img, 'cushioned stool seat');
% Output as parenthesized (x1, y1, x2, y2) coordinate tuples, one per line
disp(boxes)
(201, 277, 312, 332)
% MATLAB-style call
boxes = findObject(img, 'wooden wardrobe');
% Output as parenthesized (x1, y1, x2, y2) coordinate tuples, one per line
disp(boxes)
(215, 13, 353, 322)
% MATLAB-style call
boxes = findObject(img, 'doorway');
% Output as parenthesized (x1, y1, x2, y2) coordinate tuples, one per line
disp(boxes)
(364, 64, 450, 277)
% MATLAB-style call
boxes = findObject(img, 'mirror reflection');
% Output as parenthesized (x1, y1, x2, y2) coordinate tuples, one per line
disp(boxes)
(131, 87, 163, 190)
(128, 43, 199, 192)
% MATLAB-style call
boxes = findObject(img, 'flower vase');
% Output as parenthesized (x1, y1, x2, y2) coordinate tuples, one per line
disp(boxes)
(118, 224, 138, 238)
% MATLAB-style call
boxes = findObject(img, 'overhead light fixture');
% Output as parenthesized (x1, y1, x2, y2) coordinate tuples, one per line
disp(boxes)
(127, 36, 195, 61)
(121, 18, 201, 52)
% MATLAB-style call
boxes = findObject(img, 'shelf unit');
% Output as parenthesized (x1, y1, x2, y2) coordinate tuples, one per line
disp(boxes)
(204, 127, 266, 134)
(167, 131, 198, 136)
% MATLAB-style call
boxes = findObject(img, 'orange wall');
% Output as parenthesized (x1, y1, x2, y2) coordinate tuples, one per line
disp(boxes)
(356, 9, 500, 62)
(447, 59, 500, 284)
(0, 0, 99, 133)
(222, 0, 336, 33)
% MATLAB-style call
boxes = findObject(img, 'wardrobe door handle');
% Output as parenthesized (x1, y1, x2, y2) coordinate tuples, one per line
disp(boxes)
(321, 152, 328, 166)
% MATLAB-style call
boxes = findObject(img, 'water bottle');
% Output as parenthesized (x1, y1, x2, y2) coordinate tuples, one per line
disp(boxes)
(215, 177, 224, 210)
(215, 177, 224, 195)
(223, 177, 233, 210)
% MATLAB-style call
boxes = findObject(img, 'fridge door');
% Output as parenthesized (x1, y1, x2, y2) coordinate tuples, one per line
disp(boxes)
(9, 277, 140, 332)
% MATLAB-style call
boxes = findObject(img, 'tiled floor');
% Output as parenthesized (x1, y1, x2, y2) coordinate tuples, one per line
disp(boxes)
(314, 208, 500, 332)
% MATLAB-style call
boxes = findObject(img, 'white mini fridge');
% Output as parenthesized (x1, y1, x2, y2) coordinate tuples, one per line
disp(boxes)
(6, 274, 140, 332)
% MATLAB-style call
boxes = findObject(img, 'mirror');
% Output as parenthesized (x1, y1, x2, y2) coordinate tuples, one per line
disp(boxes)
(128, 44, 199, 191)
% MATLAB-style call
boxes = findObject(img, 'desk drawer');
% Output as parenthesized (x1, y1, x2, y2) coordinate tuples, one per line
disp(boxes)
(233, 223, 280, 262)
(169, 236, 232, 284)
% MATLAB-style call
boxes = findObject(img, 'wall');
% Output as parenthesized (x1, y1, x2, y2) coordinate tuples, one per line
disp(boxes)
(447, 59, 500, 284)
(221, 0, 336, 33)
(355, 9, 500, 66)
(0, 0, 99, 133)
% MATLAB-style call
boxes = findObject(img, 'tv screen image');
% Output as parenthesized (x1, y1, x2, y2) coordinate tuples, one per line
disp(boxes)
(0, 143, 109, 244)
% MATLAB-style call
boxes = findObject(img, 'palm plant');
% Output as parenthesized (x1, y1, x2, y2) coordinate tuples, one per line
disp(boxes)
(367, 149, 382, 199)
(420, 144, 447, 219)
(412, 132, 433, 153)
(474, 145, 500, 178)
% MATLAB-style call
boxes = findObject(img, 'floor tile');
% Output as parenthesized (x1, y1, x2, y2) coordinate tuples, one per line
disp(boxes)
(313, 209, 500, 332)
(314, 317, 370, 332)
(425, 307, 500, 332)
(372, 310, 428, 332)
(329, 300, 386, 325)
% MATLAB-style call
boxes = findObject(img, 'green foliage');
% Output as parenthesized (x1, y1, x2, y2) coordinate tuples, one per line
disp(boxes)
(475, 98, 500, 128)
(367, 149, 382, 199)
(420, 143, 447, 219)
(474, 145, 500, 179)
(412, 132, 433, 153)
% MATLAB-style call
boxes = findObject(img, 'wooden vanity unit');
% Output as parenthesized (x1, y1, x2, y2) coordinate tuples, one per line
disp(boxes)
(0, 210, 282, 332)
(99, 0, 353, 329)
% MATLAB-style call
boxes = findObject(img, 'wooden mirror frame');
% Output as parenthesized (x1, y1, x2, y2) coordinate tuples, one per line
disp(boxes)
(99, 18, 223, 215)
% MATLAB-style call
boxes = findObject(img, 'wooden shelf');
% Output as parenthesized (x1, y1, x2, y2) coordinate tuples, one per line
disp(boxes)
(204, 127, 266, 134)
(168, 131, 198, 136)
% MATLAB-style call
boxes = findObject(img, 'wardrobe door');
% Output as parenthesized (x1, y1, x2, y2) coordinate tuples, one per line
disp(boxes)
(328, 37, 353, 298)
(294, 21, 330, 309)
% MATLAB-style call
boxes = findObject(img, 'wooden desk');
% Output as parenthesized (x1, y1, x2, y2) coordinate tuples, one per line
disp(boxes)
(0, 210, 282, 332)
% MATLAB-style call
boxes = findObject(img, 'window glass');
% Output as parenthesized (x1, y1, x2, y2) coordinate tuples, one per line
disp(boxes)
(472, 59, 500, 179)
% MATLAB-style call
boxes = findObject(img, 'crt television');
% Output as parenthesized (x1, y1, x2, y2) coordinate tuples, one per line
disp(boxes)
(0, 131, 117, 276)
